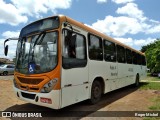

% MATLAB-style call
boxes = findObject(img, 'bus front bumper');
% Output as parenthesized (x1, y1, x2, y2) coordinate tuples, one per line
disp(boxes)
(13, 86, 61, 109)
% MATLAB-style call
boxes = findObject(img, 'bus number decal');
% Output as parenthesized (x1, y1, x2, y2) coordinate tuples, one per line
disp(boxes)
(128, 68, 133, 72)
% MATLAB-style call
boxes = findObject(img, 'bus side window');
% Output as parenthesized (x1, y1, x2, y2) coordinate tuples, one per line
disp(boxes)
(88, 34, 103, 61)
(117, 45, 126, 63)
(132, 52, 138, 65)
(142, 55, 146, 65)
(68, 35, 76, 58)
(103, 40, 116, 62)
(126, 49, 132, 64)
(63, 30, 72, 58)
(62, 29, 87, 69)
(137, 54, 142, 65)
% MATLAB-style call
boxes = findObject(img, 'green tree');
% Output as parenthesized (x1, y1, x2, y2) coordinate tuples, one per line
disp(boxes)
(141, 39, 160, 72)
(140, 39, 158, 53)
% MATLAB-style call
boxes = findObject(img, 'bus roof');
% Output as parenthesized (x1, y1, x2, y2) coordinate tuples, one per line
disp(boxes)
(59, 15, 144, 56)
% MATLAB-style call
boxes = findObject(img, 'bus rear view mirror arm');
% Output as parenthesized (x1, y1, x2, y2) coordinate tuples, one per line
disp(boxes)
(63, 22, 73, 32)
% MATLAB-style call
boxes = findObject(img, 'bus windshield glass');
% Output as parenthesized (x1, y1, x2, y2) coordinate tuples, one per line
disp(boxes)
(16, 31, 58, 74)
(16, 18, 59, 74)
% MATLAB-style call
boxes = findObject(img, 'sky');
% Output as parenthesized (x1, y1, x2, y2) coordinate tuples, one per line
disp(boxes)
(0, 0, 160, 60)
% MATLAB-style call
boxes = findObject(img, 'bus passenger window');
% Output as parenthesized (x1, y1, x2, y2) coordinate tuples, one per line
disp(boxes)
(117, 45, 126, 63)
(68, 35, 76, 58)
(132, 52, 138, 65)
(126, 49, 132, 64)
(137, 54, 142, 65)
(103, 40, 116, 62)
(142, 55, 146, 65)
(88, 34, 103, 61)
(62, 29, 87, 69)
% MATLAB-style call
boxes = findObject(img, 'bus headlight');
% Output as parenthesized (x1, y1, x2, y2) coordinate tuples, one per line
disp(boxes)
(40, 78, 58, 93)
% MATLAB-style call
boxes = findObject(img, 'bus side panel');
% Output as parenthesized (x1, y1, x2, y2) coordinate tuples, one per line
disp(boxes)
(88, 60, 118, 94)
(61, 67, 89, 108)
(117, 63, 128, 88)
(104, 62, 118, 92)
(141, 66, 147, 80)
(125, 64, 135, 86)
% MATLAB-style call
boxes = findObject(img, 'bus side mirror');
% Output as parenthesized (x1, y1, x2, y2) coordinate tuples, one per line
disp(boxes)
(4, 45, 8, 56)
(4, 38, 19, 56)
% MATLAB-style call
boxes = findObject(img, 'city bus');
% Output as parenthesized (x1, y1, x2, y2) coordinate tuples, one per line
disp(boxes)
(4, 15, 147, 109)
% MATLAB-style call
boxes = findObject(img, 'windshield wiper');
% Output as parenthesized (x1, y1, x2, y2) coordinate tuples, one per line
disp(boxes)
(30, 31, 46, 62)
(33, 31, 46, 48)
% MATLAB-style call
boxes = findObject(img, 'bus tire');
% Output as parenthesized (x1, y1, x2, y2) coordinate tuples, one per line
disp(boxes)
(135, 74, 139, 87)
(89, 80, 102, 104)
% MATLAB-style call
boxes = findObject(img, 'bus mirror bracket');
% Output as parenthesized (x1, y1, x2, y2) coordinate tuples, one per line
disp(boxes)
(63, 22, 73, 32)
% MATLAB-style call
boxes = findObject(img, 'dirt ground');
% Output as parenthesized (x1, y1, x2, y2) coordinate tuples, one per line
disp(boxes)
(0, 75, 160, 120)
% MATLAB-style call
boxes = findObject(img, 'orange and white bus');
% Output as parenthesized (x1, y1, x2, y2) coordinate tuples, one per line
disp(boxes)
(4, 15, 147, 109)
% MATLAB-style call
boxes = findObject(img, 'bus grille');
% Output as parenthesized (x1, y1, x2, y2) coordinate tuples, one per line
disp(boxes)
(21, 92, 36, 100)
(17, 77, 43, 85)
(20, 85, 39, 91)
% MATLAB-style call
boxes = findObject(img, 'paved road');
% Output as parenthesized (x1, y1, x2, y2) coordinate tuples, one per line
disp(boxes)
(0, 75, 14, 80)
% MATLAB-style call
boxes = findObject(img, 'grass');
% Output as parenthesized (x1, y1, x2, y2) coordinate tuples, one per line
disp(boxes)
(141, 75, 160, 120)
(148, 77, 160, 81)
(140, 82, 160, 90)
(140, 75, 160, 90)
(149, 96, 160, 111)
(146, 73, 160, 81)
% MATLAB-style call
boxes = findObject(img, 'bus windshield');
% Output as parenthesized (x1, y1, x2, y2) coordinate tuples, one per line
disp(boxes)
(15, 17, 59, 74)
(16, 31, 58, 74)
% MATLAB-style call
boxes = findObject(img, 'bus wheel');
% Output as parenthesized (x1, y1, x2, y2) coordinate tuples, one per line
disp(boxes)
(90, 80, 102, 104)
(135, 74, 139, 87)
